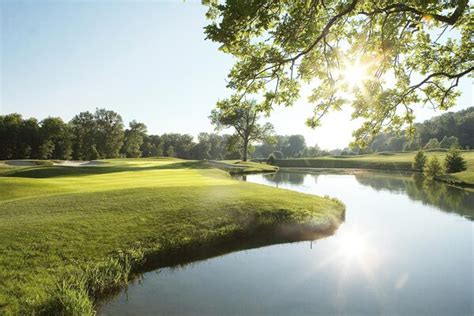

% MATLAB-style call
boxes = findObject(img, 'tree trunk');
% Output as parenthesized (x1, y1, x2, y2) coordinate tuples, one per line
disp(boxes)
(242, 139, 248, 161)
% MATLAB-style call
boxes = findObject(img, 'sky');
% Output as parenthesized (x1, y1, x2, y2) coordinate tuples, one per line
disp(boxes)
(1, 0, 472, 150)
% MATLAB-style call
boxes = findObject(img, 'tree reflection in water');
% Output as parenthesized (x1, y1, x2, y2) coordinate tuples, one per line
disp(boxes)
(256, 171, 473, 221)
(263, 172, 306, 186)
(354, 172, 473, 220)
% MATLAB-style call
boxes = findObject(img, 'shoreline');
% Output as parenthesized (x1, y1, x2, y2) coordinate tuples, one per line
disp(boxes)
(94, 219, 344, 311)
(0, 158, 344, 315)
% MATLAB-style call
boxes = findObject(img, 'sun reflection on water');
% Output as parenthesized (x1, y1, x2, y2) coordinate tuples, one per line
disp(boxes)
(338, 229, 370, 260)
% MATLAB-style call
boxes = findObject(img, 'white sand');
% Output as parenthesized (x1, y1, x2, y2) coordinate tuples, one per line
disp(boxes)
(54, 161, 105, 167)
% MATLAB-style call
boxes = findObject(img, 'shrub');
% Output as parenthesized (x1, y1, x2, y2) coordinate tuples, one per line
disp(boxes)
(424, 156, 443, 178)
(267, 153, 276, 165)
(412, 150, 427, 171)
(444, 148, 467, 173)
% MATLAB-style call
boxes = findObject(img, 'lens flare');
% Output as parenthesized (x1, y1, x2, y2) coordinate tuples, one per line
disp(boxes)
(341, 61, 370, 90)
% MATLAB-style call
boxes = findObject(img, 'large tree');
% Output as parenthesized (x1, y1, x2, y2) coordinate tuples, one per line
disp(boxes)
(210, 99, 274, 161)
(160, 133, 195, 159)
(70, 111, 97, 160)
(141, 135, 163, 157)
(94, 108, 124, 158)
(204, 0, 473, 146)
(40, 117, 73, 160)
(69, 109, 124, 160)
(285, 134, 307, 158)
(0, 114, 41, 159)
(122, 120, 147, 158)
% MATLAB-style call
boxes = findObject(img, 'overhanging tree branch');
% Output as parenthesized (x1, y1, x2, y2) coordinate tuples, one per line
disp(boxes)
(359, 0, 469, 25)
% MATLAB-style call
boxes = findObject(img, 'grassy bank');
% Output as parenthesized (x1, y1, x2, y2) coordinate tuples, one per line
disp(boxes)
(274, 151, 474, 187)
(0, 158, 343, 315)
(207, 160, 278, 174)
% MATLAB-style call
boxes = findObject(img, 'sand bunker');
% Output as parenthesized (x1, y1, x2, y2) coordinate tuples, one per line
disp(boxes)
(54, 161, 105, 167)
(5, 160, 38, 167)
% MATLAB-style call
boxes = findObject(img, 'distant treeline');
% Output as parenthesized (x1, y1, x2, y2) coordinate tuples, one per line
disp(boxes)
(341, 107, 474, 155)
(253, 135, 322, 159)
(0, 109, 245, 160)
(1, 107, 472, 161)
(0, 108, 315, 161)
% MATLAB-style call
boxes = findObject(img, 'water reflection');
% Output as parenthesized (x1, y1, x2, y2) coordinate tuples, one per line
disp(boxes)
(99, 171, 473, 316)
(354, 172, 473, 220)
(259, 171, 473, 220)
(263, 172, 307, 186)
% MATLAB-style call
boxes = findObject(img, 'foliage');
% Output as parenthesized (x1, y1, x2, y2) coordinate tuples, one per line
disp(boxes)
(122, 120, 147, 158)
(439, 136, 459, 149)
(37, 140, 55, 160)
(210, 99, 274, 161)
(204, 0, 473, 146)
(161, 134, 195, 159)
(416, 107, 474, 148)
(69, 109, 125, 159)
(254, 135, 321, 158)
(424, 138, 440, 150)
(285, 135, 306, 157)
(424, 156, 443, 178)
(3, 107, 472, 161)
(444, 148, 467, 173)
(93, 109, 125, 158)
(141, 135, 163, 157)
(192, 133, 225, 160)
(272, 151, 474, 186)
(39, 117, 73, 160)
(70, 111, 98, 160)
(403, 138, 421, 152)
(412, 150, 427, 171)
(367, 107, 474, 153)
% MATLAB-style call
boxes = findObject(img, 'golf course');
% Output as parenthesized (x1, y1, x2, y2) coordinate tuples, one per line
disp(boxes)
(2, 0, 473, 314)
(0, 158, 344, 315)
(273, 151, 474, 188)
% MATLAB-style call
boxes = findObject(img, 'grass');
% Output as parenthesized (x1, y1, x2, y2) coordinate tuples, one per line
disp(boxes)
(208, 159, 278, 174)
(0, 157, 344, 315)
(274, 151, 474, 187)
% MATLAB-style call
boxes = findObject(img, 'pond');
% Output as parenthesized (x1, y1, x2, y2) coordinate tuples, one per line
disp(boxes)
(98, 170, 473, 315)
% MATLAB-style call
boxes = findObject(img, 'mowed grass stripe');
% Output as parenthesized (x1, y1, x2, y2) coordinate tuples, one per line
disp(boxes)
(0, 168, 235, 203)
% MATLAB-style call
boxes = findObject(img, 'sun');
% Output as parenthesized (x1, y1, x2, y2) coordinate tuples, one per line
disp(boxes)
(341, 61, 370, 90)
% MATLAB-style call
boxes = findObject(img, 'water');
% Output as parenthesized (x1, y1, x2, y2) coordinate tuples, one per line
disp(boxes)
(98, 171, 473, 315)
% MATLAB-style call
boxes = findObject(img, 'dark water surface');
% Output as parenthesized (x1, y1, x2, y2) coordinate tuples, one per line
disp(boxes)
(98, 171, 473, 315)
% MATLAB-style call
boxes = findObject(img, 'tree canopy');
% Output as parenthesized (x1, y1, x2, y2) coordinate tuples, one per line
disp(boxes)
(204, 0, 473, 146)
(210, 99, 274, 161)
(122, 120, 148, 158)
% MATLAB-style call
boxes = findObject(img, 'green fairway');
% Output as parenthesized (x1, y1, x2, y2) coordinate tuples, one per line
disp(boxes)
(274, 151, 474, 188)
(0, 158, 344, 315)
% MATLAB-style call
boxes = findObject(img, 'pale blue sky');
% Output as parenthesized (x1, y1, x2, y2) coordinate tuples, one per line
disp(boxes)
(1, 0, 472, 149)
